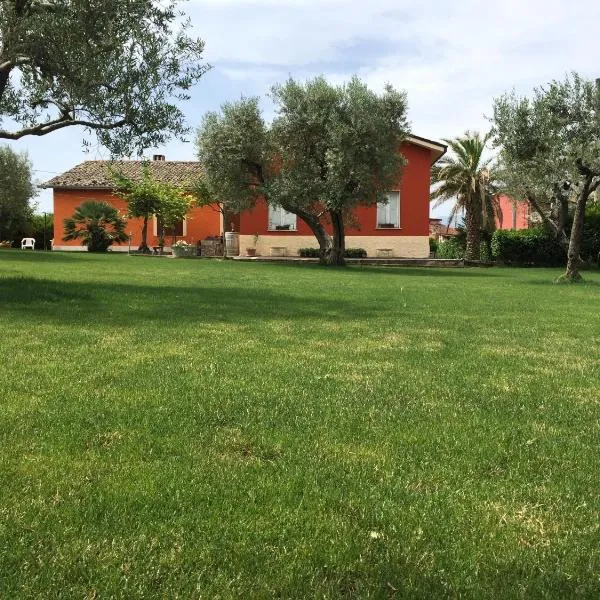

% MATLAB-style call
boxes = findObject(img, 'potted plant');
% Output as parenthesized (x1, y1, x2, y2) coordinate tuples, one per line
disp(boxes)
(246, 233, 259, 256)
(171, 240, 194, 257)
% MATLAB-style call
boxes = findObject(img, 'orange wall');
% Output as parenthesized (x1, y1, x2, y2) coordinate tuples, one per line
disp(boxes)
(238, 141, 433, 236)
(496, 195, 529, 230)
(53, 189, 221, 248)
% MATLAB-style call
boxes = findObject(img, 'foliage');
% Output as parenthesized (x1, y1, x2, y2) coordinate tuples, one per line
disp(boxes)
(2, 253, 600, 598)
(429, 238, 439, 254)
(431, 132, 499, 261)
(436, 237, 466, 259)
(491, 228, 565, 266)
(195, 77, 409, 265)
(172, 240, 193, 249)
(0, 0, 209, 154)
(10, 211, 53, 249)
(581, 203, 600, 263)
(492, 74, 600, 207)
(111, 166, 194, 251)
(492, 73, 600, 281)
(63, 200, 127, 251)
(0, 145, 36, 241)
(298, 247, 367, 258)
(195, 98, 267, 214)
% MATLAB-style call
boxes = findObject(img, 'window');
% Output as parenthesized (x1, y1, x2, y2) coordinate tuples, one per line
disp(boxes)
(377, 192, 400, 228)
(154, 216, 186, 237)
(268, 205, 297, 231)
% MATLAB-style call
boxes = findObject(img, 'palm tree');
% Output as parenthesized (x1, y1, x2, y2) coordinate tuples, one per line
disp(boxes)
(431, 131, 499, 261)
(63, 200, 128, 252)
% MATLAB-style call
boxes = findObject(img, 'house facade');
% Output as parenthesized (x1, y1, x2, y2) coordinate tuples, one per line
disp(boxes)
(44, 157, 220, 251)
(237, 136, 446, 257)
(44, 136, 446, 257)
(495, 195, 532, 230)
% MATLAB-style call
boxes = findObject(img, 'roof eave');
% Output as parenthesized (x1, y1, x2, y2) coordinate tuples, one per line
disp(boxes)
(406, 134, 447, 165)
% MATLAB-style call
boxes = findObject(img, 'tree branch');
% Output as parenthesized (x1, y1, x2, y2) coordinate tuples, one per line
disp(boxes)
(0, 116, 130, 140)
(526, 191, 569, 252)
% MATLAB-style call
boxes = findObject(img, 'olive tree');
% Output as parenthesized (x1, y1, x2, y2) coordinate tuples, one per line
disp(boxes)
(195, 77, 409, 265)
(492, 73, 600, 282)
(0, 0, 209, 155)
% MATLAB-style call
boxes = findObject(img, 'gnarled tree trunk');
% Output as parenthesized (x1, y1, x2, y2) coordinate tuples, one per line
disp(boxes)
(558, 168, 598, 283)
(290, 207, 332, 265)
(328, 210, 346, 266)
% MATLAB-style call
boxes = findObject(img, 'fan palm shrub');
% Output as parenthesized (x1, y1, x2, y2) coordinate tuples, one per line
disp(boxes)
(431, 132, 499, 261)
(63, 200, 128, 252)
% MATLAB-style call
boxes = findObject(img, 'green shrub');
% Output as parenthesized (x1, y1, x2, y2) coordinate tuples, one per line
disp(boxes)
(491, 228, 565, 266)
(429, 238, 439, 254)
(436, 238, 465, 259)
(582, 203, 600, 264)
(299, 248, 367, 258)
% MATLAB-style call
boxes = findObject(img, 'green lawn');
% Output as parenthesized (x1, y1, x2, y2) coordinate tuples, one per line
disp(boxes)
(1, 251, 599, 599)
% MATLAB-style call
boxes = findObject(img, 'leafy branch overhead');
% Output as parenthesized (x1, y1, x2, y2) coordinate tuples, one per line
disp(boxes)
(0, 0, 209, 154)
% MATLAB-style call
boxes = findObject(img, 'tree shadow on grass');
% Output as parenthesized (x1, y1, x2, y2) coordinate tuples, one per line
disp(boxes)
(0, 276, 378, 326)
(250, 261, 502, 278)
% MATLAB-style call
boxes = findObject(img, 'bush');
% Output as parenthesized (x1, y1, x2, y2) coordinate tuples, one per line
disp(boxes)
(582, 203, 600, 264)
(299, 247, 367, 258)
(491, 228, 565, 266)
(436, 238, 465, 259)
(429, 238, 438, 255)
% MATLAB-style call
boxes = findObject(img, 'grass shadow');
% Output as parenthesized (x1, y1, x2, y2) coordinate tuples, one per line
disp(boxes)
(0, 275, 378, 326)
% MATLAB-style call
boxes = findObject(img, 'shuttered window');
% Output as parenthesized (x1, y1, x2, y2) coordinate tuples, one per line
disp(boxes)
(268, 205, 297, 230)
(377, 192, 400, 228)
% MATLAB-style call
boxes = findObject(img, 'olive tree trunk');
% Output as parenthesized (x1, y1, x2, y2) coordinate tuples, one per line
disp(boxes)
(290, 207, 332, 265)
(557, 170, 599, 283)
(327, 210, 346, 266)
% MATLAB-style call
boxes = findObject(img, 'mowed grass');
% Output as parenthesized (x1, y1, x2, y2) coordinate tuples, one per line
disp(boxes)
(0, 251, 599, 599)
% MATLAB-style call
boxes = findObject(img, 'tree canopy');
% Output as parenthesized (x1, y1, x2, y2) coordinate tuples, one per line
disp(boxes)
(492, 73, 600, 281)
(195, 76, 409, 265)
(112, 166, 195, 252)
(0, 0, 209, 155)
(0, 144, 36, 241)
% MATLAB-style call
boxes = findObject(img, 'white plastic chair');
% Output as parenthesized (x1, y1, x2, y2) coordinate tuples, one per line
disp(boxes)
(21, 238, 35, 250)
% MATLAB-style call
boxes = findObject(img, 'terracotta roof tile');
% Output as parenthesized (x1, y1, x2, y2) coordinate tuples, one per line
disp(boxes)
(41, 160, 202, 189)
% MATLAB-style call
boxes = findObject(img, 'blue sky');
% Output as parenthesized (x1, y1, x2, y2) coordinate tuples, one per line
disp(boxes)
(9, 0, 600, 219)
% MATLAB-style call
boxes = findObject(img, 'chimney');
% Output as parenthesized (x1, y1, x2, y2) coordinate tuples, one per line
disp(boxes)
(153, 154, 166, 161)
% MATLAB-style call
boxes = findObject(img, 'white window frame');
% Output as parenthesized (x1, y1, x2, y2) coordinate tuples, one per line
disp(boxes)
(376, 191, 400, 229)
(153, 216, 187, 237)
(268, 204, 297, 231)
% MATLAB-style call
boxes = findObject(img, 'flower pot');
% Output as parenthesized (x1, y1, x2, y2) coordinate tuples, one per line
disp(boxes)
(246, 248, 257, 257)
(172, 246, 192, 257)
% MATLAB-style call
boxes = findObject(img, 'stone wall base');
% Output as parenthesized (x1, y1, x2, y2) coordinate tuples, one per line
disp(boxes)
(238, 235, 429, 258)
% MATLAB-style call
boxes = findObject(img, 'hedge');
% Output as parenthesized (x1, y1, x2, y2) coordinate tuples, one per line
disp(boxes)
(491, 228, 565, 266)
(299, 247, 367, 258)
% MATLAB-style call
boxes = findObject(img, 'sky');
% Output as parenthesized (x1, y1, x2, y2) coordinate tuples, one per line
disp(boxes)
(8, 0, 600, 219)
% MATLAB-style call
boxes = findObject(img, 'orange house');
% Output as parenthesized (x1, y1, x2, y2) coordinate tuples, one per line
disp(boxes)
(237, 135, 446, 257)
(45, 136, 446, 257)
(43, 156, 221, 252)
